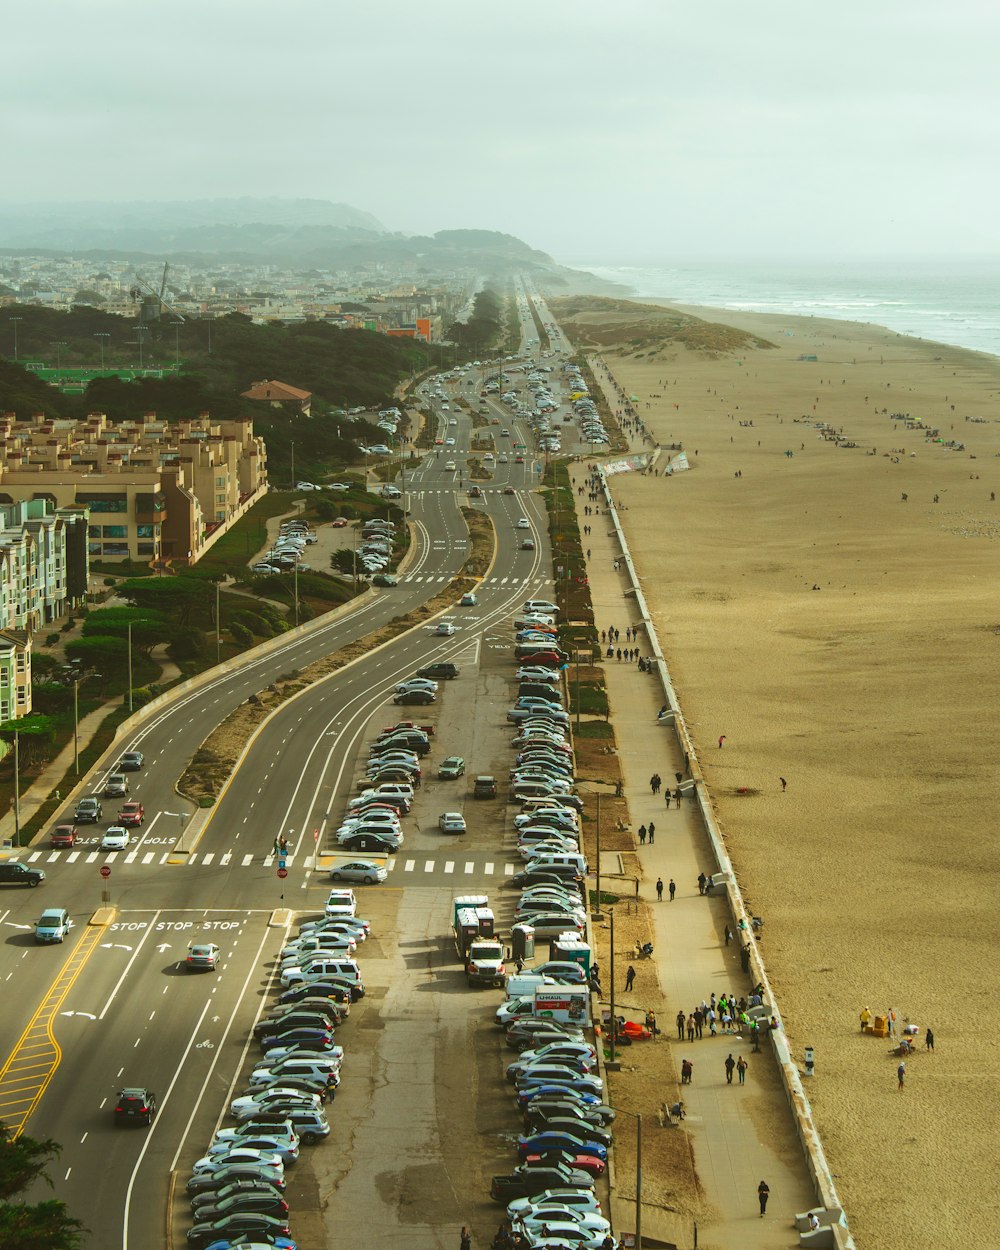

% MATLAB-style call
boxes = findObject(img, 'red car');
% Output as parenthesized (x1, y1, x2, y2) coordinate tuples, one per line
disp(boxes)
(50, 824, 77, 848)
(523, 1151, 606, 1177)
(118, 802, 145, 826)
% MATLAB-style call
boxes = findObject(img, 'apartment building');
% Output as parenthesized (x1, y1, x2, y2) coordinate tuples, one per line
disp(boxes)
(0, 629, 32, 722)
(0, 499, 89, 632)
(0, 412, 267, 565)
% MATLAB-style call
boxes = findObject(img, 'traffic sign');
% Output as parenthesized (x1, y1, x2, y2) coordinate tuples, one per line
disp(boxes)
(100, 865, 111, 879)
(277, 867, 288, 880)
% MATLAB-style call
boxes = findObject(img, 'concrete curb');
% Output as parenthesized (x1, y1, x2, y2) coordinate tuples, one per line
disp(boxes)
(599, 468, 856, 1249)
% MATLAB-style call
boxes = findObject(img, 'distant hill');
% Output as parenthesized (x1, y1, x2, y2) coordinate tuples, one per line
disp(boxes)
(0, 198, 621, 291)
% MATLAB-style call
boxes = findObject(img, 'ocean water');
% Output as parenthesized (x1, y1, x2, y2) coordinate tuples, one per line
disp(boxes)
(572, 260, 1000, 361)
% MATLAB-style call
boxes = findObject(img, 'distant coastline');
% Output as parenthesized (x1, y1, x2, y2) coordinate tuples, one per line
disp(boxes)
(565, 258, 1000, 359)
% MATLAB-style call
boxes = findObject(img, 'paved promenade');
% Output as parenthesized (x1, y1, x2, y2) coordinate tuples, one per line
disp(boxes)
(570, 467, 816, 1247)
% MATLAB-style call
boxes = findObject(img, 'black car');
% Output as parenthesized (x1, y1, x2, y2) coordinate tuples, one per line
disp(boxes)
(393, 689, 435, 706)
(527, 1117, 614, 1149)
(119, 751, 145, 770)
(191, 1178, 287, 1210)
(372, 574, 398, 587)
(279, 981, 351, 1007)
(260, 1027, 335, 1053)
(114, 1087, 156, 1125)
(186, 1213, 291, 1248)
(523, 1099, 616, 1128)
(489, 1163, 593, 1202)
(254, 1012, 335, 1039)
(193, 1190, 289, 1222)
(186, 1165, 286, 1196)
(416, 662, 460, 679)
(0, 861, 45, 887)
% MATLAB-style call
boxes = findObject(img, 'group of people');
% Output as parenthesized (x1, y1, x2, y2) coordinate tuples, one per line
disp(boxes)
(675, 989, 768, 1047)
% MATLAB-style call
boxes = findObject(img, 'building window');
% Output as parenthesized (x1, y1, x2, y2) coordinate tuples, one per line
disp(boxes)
(76, 493, 127, 513)
(102, 542, 130, 556)
(215, 476, 226, 486)
(102, 525, 127, 538)
(137, 525, 154, 538)
(137, 543, 156, 556)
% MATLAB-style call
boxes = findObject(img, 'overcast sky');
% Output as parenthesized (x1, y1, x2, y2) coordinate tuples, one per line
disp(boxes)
(4, 0, 999, 265)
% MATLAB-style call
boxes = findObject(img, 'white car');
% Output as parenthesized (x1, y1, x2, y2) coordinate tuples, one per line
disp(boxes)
(507, 1190, 603, 1220)
(517, 518, 531, 529)
(325, 889, 358, 918)
(101, 826, 129, 851)
(191, 1147, 286, 1175)
(438, 812, 467, 835)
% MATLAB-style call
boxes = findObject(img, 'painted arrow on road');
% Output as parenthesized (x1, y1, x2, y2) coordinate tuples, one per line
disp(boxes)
(100, 943, 133, 951)
(61, 1012, 96, 1020)
(156, 943, 172, 953)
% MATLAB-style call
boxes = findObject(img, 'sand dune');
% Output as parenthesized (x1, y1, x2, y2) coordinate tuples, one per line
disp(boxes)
(596, 306, 1000, 1248)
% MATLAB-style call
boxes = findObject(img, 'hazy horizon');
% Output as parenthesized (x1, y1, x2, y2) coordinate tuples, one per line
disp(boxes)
(4, 0, 999, 265)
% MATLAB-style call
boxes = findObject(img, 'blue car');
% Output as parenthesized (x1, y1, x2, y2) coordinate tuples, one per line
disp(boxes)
(518, 1131, 608, 1162)
(516, 1083, 601, 1109)
(260, 1027, 334, 1053)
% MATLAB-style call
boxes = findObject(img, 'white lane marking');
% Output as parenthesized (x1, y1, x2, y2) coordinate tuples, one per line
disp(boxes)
(221, 852, 232, 865)
(404, 859, 415, 873)
(142, 853, 154, 865)
(242, 854, 254, 867)
(464, 862, 474, 874)
(86, 852, 98, 864)
(124, 851, 138, 864)
(98, 909, 162, 1021)
(67, 851, 80, 863)
(28, 851, 41, 862)
(424, 860, 434, 873)
(201, 853, 215, 866)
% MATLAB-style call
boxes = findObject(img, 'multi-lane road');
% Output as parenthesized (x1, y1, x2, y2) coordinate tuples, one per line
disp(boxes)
(0, 292, 584, 1248)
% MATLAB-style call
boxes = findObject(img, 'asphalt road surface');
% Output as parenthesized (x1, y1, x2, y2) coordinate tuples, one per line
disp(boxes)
(0, 308, 592, 1250)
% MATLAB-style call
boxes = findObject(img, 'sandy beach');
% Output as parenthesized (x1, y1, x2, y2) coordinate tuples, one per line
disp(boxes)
(557, 299, 1000, 1247)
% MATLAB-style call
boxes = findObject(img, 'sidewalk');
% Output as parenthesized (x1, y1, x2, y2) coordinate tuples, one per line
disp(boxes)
(571, 467, 816, 1246)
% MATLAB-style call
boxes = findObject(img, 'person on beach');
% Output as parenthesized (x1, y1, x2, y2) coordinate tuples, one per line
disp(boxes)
(780, 776, 787, 791)
(461, 1227, 472, 1250)
(860, 1005, 872, 1032)
(625, 965, 636, 991)
(686, 1014, 695, 1042)
(925, 1027, 935, 1051)
(656, 877, 664, 901)
(757, 1180, 770, 1217)
(737, 1055, 748, 1085)
(669, 878, 676, 900)
(897, 1061, 906, 1090)
(693, 1009, 703, 1039)
(697, 872, 707, 895)
(718, 734, 726, 748)
(725, 924, 733, 945)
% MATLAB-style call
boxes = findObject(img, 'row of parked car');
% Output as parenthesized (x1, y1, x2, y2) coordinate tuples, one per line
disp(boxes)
(181, 892, 369, 1249)
(502, 600, 589, 940)
(561, 364, 610, 447)
(488, 607, 615, 1241)
(250, 518, 318, 575)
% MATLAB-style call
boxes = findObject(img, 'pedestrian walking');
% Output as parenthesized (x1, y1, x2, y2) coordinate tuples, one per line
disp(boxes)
(737, 1055, 747, 1084)
(724, 924, 733, 946)
(647, 821, 655, 844)
(638, 824, 647, 845)
(887, 1007, 896, 1037)
(686, 1014, 695, 1042)
(323, 1073, 337, 1104)
(697, 872, 707, 895)
(780, 776, 787, 791)
(757, 1180, 770, 1217)
(859, 1005, 872, 1032)
(649, 774, 657, 794)
(461, 1227, 472, 1250)
(693, 1009, 703, 1039)
(718, 734, 726, 748)
(273, 837, 281, 855)
(750, 1020, 761, 1052)
(897, 1061, 906, 1090)
(668, 878, 676, 901)
(925, 1027, 935, 1051)
(681, 1059, 693, 1084)
(725, 1054, 735, 1084)
(674, 788, 683, 807)
(676, 1009, 686, 1039)
(655, 877, 663, 900)
(675, 771, 683, 785)
(625, 965, 636, 992)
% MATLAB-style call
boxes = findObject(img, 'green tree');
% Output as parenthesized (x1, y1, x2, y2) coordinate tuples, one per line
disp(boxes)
(0, 1123, 85, 1250)
(81, 608, 172, 657)
(64, 635, 129, 671)
(115, 577, 206, 627)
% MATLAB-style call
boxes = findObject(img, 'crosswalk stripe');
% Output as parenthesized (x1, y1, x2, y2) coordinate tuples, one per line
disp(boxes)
(385, 858, 397, 872)
(46, 852, 59, 863)
(86, 852, 98, 864)
(485, 862, 495, 875)
(404, 859, 415, 872)
(504, 863, 515, 876)
(221, 852, 232, 865)
(67, 851, 80, 863)
(160, 853, 170, 864)
(28, 851, 41, 862)
(142, 852, 154, 865)
(124, 851, 138, 863)
(424, 860, 435, 872)
(242, 854, 254, 867)
(444, 861, 455, 874)
(464, 862, 474, 874)
(202, 852, 214, 866)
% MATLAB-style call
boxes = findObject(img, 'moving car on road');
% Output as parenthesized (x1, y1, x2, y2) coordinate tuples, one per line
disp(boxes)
(114, 1087, 157, 1125)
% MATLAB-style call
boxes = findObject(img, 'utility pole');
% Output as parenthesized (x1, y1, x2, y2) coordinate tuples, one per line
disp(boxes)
(290, 441, 295, 490)
(9, 317, 22, 362)
(608, 907, 616, 1064)
(73, 678, 80, 774)
(127, 621, 133, 712)
(215, 581, 221, 663)
(293, 561, 299, 628)
(94, 332, 110, 369)
(594, 792, 602, 916)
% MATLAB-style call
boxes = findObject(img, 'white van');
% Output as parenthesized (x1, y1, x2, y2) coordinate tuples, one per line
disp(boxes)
(525, 851, 588, 877)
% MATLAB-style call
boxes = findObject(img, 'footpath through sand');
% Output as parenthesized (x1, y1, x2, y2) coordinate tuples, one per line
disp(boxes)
(570, 478, 816, 1244)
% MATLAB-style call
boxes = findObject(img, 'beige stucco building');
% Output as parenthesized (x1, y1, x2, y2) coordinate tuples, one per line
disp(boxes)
(0, 412, 267, 565)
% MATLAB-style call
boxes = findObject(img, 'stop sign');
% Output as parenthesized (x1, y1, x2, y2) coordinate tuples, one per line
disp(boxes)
(100, 865, 111, 879)
(277, 867, 288, 879)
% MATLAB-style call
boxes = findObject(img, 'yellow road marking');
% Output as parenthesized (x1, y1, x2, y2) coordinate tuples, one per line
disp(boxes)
(0, 922, 108, 1137)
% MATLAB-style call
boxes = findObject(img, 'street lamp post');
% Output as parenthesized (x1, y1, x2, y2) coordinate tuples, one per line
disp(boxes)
(10, 317, 22, 362)
(13, 728, 20, 843)
(127, 621, 134, 712)
(55, 340, 68, 370)
(216, 582, 221, 664)
(94, 332, 110, 369)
